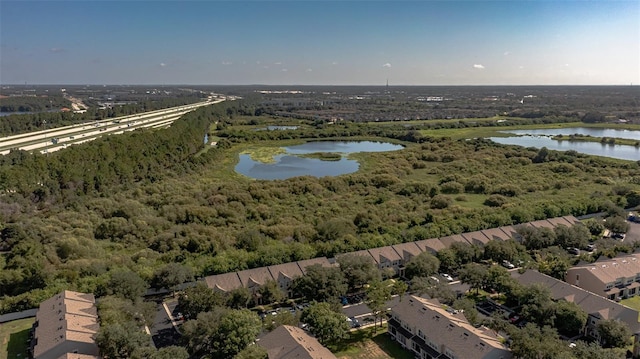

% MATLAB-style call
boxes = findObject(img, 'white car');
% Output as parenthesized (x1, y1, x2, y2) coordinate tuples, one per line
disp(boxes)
(440, 273, 454, 282)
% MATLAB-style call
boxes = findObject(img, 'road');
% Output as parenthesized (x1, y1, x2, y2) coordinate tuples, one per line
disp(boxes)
(0, 97, 229, 155)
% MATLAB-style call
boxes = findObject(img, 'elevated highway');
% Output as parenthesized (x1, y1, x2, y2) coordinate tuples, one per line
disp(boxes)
(0, 97, 228, 155)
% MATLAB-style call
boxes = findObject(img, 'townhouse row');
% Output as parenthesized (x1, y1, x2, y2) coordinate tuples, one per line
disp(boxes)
(203, 215, 580, 298)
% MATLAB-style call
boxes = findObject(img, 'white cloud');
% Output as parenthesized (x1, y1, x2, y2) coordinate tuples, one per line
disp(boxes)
(222, 61, 232, 65)
(159, 62, 166, 67)
(473, 64, 485, 69)
(50, 47, 65, 53)
(331, 61, 338, 65)
(503, 51, 510, 56)
(274, 62, 282, 65)
(282, 68, 288, 72)
(306, 68, 313, 72)
(382, 63, 392, 68)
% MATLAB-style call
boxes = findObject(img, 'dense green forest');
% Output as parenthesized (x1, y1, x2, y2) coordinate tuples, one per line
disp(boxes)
(0, 100, 639, 313)
(0, 95, 71, 113)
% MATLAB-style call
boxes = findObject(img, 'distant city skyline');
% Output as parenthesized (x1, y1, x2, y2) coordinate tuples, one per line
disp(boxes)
(1, 1, 638, 86)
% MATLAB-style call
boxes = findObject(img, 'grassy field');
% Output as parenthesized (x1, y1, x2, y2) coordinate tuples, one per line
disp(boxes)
(334, 325, 414, 359)
(0, 318, 34, 359)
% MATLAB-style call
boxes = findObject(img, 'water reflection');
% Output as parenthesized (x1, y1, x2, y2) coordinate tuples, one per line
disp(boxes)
(235, 141, 404, 180)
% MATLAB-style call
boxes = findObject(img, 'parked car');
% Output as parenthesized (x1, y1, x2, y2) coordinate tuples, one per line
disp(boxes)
(502, 260, 515, 269)
(586, 244, 596, 252)
(567, 247, 580, 255)
(440, 273, 454, 282)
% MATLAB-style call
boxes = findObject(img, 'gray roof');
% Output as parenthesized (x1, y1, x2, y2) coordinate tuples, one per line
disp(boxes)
(258, 325, 337, 359)
(391, 295, 511, 359)
(515, 270, 640, 333)
(567, 253, 640, 287)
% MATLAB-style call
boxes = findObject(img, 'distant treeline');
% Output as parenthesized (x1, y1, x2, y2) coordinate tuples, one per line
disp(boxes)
(0, 95, 71, 113)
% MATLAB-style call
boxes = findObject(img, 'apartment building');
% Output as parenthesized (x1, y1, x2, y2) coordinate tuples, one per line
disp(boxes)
(566, 252, 640, 300)
(31, 290, 100, 359)
(388, 295, 512, 359)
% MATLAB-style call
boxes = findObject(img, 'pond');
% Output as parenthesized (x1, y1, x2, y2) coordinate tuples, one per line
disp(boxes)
(235, 141, 404, 180)
(488, 134, 640, 161)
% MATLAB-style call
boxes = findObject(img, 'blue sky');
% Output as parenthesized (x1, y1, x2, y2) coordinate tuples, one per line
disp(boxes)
(1, 1, 638, 85)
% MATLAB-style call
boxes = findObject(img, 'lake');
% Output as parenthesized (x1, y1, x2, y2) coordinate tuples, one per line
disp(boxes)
(235, 141, 404, 180)
(489, 127, 640, 161)
(501, 128, 640, 141)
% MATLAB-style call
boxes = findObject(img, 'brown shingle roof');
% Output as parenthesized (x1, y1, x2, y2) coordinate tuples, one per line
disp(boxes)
(258, 325, 337, 359)
(268, 262, 304, 282)
(238, 267, 275, 289)
(367, 246, 402, 264)
(296, 257, 333, 274)
(480, 227, 512, 241)
(438, 234, 471, 247)
(546, 217, 575, 227)
(337, 250, 376, 263)
(391, 242, 424, 262)
(203, 272, 243, 293)
(414, 238, 446, 254)
(529, 219, 556, 230)
(461, 231, 491, 246)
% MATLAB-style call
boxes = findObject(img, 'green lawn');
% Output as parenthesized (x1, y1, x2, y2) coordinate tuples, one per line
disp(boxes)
(333, 324, 414, 359)
(0, 318, 34, 359)
(620, 296, 640, 322)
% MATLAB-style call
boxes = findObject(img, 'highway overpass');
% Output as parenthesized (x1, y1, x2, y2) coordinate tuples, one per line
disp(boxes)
(0, 97, 229, 155)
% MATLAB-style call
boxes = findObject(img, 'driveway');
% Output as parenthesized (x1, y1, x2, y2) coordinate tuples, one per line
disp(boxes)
(150, 299, 181, 348)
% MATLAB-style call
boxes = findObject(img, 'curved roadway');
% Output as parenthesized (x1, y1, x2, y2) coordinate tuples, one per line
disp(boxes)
(0, 97, 229, 155)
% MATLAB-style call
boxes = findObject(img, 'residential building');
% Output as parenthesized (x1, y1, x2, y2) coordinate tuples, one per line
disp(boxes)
(367, 246, 403, 275)
(462, 231, 491, 246)
(392, 242, 423, 277)
(388, 295, 512, 359)
(438, 234, 471, 248)
(237, 267, 276, 299)
(257, 325, 337, 359)
(414, 238, 446, 254)
(480, 228, 511, 242)
(32, 291, 100, 359)
(268, 262, 304, 297)
(296, 257, 333, 273)
(566, 253, 640, 300)
(517, 269, 640, 355)
(203, 272, 243, 294)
